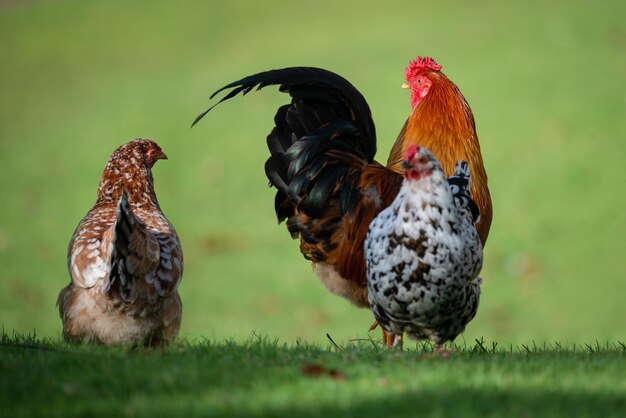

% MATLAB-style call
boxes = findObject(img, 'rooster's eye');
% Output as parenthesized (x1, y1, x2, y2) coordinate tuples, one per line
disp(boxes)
(417, 78, 422, 84)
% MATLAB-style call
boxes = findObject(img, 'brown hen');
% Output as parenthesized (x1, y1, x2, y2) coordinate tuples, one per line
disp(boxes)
(58, 139, 183, 346)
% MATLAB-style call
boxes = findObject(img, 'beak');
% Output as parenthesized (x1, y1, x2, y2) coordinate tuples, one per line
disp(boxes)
(155, 150, 168, 161)
(401, 160, 411, 170)
(401, 82, 411, 89)
(147, 149, 168, 169)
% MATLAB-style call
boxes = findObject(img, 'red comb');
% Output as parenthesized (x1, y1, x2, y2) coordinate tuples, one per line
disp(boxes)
(404, 145, 420, 161)
(405, 57, 442, 80)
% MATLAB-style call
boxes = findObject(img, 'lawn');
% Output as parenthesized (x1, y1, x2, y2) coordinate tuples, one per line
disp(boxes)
(2, 333, 625, 418)
(0, 0, 625, 351)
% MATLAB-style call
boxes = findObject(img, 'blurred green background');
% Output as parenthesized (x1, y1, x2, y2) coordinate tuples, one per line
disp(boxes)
(0, 0, 624, 346)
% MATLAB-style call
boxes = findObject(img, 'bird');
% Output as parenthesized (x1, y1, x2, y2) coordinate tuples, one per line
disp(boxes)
(58, 139, 183, 346)
(193, 56, 491, 346)
(365, 145, 483, 350)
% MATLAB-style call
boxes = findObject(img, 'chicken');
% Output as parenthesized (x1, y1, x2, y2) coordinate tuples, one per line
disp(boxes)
(58, 139, 183, 346)
(193, 56, 490, 344)
(365, 145, 483, 350)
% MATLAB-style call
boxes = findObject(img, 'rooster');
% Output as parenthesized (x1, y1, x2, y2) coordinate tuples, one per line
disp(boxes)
(58, 139, 183, 346)
(193, 57, 491, 345)
(366, 145, 483, 350)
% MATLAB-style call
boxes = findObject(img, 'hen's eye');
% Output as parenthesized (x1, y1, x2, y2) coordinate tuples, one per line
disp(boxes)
(417, 78, 422, 84)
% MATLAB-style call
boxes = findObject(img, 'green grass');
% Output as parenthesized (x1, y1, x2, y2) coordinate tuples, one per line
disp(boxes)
(2, 333, 625, 418)
(1, 0, 625, 346)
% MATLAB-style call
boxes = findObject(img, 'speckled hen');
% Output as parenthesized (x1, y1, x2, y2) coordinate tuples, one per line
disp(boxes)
(365, 145, 482, 349)
(58, 139, 183, 346)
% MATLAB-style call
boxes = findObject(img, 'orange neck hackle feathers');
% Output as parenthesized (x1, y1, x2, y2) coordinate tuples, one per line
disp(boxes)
(388, 62, 492, 245)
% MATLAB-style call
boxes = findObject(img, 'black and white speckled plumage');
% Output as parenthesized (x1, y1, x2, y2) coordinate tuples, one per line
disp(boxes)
(365, 146, 482, 346)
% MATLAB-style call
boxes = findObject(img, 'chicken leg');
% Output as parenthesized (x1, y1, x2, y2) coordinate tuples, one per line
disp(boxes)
(369, 320, 403, 349)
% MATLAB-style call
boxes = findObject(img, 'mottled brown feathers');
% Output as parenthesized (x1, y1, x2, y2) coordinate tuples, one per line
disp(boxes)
(96, 139, 167, 208)
(59, 139, 183, 346)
